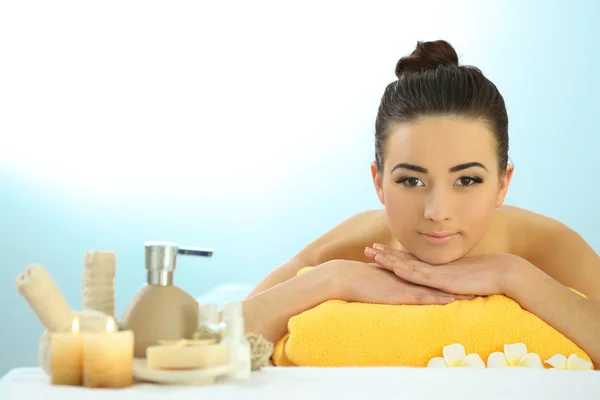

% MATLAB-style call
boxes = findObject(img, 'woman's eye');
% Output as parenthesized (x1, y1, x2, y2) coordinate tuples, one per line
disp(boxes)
(456, 177, 482, 186)
(398, 177, 424, 188)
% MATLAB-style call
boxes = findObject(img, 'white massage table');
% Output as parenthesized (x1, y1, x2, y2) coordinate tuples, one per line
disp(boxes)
(1, 366, 599, 399)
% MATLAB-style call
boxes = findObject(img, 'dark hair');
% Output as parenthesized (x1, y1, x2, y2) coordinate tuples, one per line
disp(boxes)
(374, 40, 509, 174)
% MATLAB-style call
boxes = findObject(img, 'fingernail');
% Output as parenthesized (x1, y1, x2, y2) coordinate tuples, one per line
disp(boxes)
(373, 243, 384, 251)
(365, 247, 376, 256)
(444, 297, 455, 303)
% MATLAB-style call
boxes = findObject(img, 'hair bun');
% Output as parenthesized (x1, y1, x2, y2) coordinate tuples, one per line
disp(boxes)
(395, 40, 459, 78)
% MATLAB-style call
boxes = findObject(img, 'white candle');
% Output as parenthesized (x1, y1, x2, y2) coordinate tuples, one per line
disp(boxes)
(82, 317, 134, 388)
(50, 317, 83, 386)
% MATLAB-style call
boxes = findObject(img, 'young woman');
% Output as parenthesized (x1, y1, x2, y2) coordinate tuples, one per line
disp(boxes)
(241, 40, 600, 368)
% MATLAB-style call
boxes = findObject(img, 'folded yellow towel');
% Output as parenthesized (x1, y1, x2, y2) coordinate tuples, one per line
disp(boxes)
(272, 267, 592, 368)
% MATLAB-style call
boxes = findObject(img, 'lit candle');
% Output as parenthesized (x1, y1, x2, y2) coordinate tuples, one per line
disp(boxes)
(50, 316, 83, 386)
(82, 317, 134, 388)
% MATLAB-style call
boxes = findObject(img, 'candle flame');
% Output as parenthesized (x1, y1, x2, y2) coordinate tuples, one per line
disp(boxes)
(106, 317, 116, 333)
(71, 316, 80, 334)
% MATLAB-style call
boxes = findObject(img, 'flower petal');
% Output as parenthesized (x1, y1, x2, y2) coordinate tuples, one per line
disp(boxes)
(545, 354, 568, 370)
(459, 353, 486, 368)
(504, 343, 528, 366)
(519, 353, 544, 368)
(566, 354, 593, 370)
(487, 352, 509, 368)
(427, 357, 449, 368)
(443, 344, 466, 367)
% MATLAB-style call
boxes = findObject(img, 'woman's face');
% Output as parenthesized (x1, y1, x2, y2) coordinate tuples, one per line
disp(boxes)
(371, 116, 513, 265)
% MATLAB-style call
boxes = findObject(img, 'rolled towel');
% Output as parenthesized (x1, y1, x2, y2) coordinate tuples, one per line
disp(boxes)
(15, 264, 74, 332)
(272, 267, 592, 368)
(82, 251, 116, 317)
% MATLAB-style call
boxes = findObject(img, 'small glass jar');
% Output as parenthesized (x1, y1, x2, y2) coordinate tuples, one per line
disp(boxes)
(221, 302, 251, 379)
(192, 303, 221, 342)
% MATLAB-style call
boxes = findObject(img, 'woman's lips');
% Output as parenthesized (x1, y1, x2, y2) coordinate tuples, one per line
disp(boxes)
(420, 232, 458, 244)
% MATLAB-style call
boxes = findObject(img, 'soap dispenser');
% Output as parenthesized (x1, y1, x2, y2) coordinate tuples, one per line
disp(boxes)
(120, 241, 213, 358)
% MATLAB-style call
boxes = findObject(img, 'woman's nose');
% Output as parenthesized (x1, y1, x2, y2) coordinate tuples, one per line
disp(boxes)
(423, 189, 452, 222)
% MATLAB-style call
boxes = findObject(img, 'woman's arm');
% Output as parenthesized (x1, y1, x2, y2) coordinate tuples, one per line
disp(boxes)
(505, 260, 600, 368)
(505, 208, 600, 367)
(242, 264, 339, 343)
(245, 210, 390, 298)
(242, 259, 467, 344)
(245, 257, 312, 299)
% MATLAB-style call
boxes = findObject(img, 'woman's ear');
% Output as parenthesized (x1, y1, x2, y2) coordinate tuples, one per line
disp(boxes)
(495, 162, 514, 208)
(371, 161, 385, 205)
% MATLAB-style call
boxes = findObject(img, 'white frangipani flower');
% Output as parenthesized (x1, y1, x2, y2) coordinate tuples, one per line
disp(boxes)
(545, 354, 593, 370)
(487, 343, 543, 368)
(427, 343, 485, 368)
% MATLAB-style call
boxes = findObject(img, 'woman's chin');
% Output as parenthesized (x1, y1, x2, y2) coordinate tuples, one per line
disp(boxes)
(410, 248, 466, 266)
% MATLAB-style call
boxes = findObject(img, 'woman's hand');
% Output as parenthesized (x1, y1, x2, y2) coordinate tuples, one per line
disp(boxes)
(365, 244, 524, 297)
(320, 259, 473, 305)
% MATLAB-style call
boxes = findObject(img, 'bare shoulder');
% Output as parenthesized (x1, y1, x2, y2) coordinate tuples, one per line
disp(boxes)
(495, 204, 573, 259)
(497, 205, 600, 298)
(295, 209, 391, 266)
(496, 204, 568, 227)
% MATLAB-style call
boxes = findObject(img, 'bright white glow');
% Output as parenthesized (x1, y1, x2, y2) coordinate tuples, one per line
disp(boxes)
(0, 0, 487, 201)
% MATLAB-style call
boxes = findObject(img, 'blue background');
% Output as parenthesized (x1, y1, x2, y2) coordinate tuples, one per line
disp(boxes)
(1, 0, 598, 376)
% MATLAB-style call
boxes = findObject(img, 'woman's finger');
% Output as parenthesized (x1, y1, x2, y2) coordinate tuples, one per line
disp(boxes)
(365, 247, 474, 297)
(372, 243, 420, 260)
(373, 249, 438, 287)
(366, 246, 437, 287)
(365, 245, 421, 265)
(364, 246, 408, 267)
(366, 261, 474, 301)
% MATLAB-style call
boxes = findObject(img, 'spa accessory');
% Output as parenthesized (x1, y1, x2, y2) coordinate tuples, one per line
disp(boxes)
(426, 343, 486, 368)
(485, 343, 544, 368)
(16, 264, 75, 333)
(38, 309, 112, 375)
(246, 332, 274, 371)
(49, 315, 134, 388)
(545, 353, 594, 370)
(221, 302, 251, 379)
(146, 340, 228, 370)
(17, 244, 274, 385)
(134, 337, 238, 386)
(81, 321, 134, 389)
(120, 241, 214, 358)
(82, 251, 116, 317)
(132, 359, 241, 386)
(272, 266, 593, 368)
(16, 264, 113, 375)
(426, 342, 593, 369)
(158, 339, 217, 346)
(50, 317, 84, 386)
(192, 303, 221, 342)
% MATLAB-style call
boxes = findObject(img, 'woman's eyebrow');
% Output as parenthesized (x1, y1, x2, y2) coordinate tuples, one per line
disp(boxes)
(391, 162, 488, 174)
(391, 163, 428, 174)
(449, 162, 488, 172)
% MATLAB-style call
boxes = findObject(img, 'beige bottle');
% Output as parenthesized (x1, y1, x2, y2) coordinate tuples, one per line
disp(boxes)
(120, 241, 213, 358)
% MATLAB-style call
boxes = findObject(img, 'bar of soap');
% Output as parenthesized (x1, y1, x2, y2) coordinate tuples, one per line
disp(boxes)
(147, 343, 228, 370)
(157, 339, 217, 347)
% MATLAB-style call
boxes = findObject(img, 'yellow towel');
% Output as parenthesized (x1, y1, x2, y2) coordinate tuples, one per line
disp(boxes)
(272, 267, 592, 368)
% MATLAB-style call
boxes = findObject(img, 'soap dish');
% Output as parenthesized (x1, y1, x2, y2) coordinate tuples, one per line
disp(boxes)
(132, 358, 242, 385)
